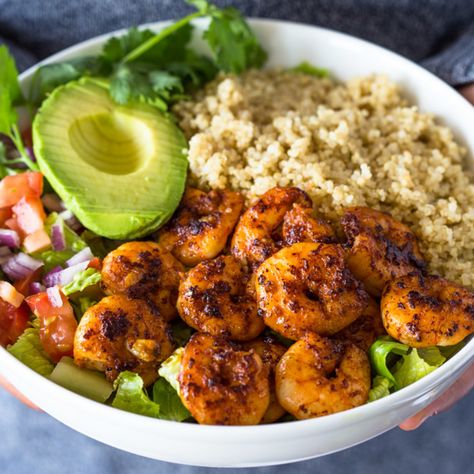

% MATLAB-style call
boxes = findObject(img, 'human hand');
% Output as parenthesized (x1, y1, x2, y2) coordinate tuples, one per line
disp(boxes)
(400, 82, 474, 431)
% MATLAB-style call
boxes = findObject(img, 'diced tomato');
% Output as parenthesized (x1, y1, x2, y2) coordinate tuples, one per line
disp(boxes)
(87, 257, 102, 271)
(14, 268, 42, 297)
(12, 196, 46, 234)
(5, 217, 24, 238)
(23, 228, 51, 253)
(0, 208, 12, 226)
(0, 300, 29, 347)
(0, 172, 43, 208)
(26, 289, 77, 362)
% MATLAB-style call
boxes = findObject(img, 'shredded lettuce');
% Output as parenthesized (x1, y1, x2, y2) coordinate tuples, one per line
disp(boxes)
(152, 378, 190, 421)
(7, 327, 54, 376)
(62, 268, 101, 296)
(158, 347, 184, 393)
(112, 371, 161, 418)
(368, 375, 393, 402)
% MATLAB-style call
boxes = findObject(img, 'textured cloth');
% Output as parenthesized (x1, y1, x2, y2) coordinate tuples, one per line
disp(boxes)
(1, 1, 474, 472)
(0, 0, 473, 84)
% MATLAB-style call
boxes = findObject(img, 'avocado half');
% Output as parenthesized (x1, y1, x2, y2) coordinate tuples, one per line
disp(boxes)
(32, 78, 188, 239)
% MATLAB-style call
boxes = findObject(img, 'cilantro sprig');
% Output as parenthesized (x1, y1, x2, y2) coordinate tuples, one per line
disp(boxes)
(28, 0, 267, 108)
(0, 45, 38, 174)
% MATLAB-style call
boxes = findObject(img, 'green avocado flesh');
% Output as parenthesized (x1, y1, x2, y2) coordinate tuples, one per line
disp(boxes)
(32, 79, 188, 239)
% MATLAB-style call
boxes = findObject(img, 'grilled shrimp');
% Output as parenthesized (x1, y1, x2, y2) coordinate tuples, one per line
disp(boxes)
(282, 204, 336, 245)
(242, 336, 287, 423)
(231, 187, 312, 270)
(178, 333, 270, 425)
(341, 207, 426, 297)
(381, 273, 474, 347)
(275, 332, 371, 419)
(74, 294, 174, 385)
(177, 255, 264, 341)
(255, 242, 368, 340)
(101, 241, 183, 321)
(335, 297, 386, 352)
(157, 188, 244, 266)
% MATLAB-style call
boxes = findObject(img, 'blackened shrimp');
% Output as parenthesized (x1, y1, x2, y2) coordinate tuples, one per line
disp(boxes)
(74, 295, 174, 385)
(255, 242, 368, 340)
(157, 188, 244, 266)
(275, 332, 371, 419)
(282, 203, 336, 245)
(178, 333, 270, 425)
(381, 273, 474, 347)
(101, 241, 183, 321)
(231, 187, 312, 270)
(335, 297, 386, 352)
(177, 255, 264, 341)
(242, 336, 287, 423)
(341, 207, 426, 297)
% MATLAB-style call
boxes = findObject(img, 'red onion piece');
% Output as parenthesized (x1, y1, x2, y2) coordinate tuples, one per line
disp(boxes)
(51, 224, 66, 251)
(66, 247, 93, 267)
(30, 281, 46, 294)
(58, 260, 90, 286)
(47, 286, 63, 307)
(59, 210, 82, 232)
(1, 252, 43, 280)
(42, 194, 65, 212)
(0, 229, 20, 248)
(0, 246, 12, 264)
(43, 266, 62, 287)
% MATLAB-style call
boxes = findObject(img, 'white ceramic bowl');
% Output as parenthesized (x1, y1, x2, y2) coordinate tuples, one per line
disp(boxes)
(1, 19, 474, 468)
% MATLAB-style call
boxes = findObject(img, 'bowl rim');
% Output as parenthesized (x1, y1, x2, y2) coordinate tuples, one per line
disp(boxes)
(1, 17, 473, 437)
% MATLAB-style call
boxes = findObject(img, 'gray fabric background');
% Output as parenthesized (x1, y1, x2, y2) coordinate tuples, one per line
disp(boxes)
(1, 0, 474, 472)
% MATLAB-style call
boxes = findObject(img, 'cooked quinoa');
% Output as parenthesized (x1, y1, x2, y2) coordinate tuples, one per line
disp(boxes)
(173, 70, 474, 287)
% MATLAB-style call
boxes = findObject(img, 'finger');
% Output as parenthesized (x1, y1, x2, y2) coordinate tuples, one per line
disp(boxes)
(0, 374, 41, 411)
(399, 362, 474, 431)
(459, 83, 474, 105)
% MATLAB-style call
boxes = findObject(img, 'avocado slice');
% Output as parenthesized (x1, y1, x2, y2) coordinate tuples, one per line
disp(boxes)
(32, 78, 188, 239)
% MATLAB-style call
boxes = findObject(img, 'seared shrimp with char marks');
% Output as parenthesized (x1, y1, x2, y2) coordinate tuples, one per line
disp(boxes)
(335, 297, 386, 352)
(381, 273, 474, 347)
(282, 203, 336, 245)
(255, 242, 368, 340)
(158, 188, 244, 266)
(74, 294, 174, 385)
(178, 333, 270, 425)
(276, 332, 371, 419)
(177, 255, 264, 341)
(231, 187, 312, 270)
(242, 335, 287, 423)
(341, 207, 426, 297)
(101, 241, 183, 321)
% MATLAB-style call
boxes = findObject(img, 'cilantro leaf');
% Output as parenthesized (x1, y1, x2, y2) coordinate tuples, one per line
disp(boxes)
(204, 7, 267, 73)
(289, 61, 329, 78)
(29, 57, 100, 105)
(0, 45, 23, 105)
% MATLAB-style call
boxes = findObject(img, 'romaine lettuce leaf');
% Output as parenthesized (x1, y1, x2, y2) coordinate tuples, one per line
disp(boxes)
(369, 336, 410, 387)
(112, 371, 161, 418)
(7, 327, 54, 376)
(152, 378, 190, 421)
(392, 347, 445, 389)
(368, 375, 392, 402)
(158, 347, 184, 393)
(62, 268, 101, 296)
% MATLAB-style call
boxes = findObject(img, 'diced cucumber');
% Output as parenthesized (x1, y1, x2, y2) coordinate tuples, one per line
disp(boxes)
(49, 356, 113, 402)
